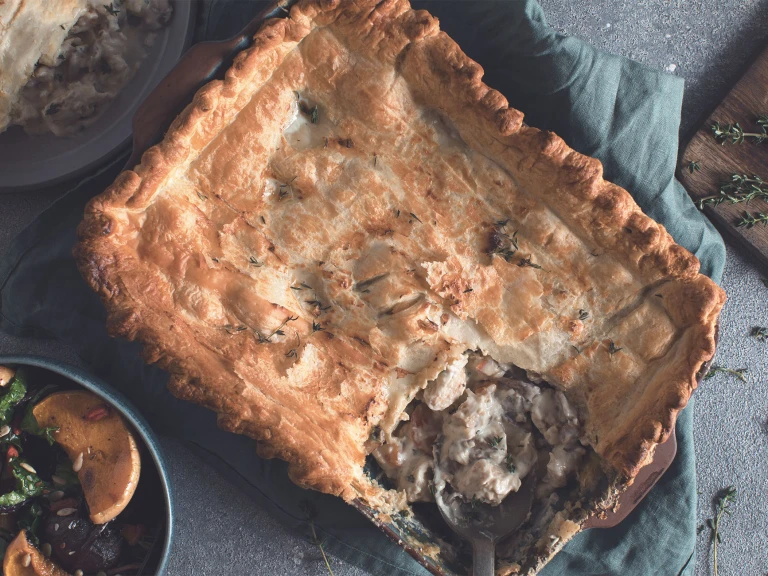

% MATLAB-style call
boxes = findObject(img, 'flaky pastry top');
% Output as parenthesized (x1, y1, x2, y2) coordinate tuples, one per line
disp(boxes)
(76, 0, 724, 519)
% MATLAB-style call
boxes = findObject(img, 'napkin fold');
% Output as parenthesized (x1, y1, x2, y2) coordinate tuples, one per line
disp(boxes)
(0, 1, 725, 574)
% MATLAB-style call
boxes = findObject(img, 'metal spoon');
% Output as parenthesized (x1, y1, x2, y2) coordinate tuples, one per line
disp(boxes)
(434, 471, 537, 576)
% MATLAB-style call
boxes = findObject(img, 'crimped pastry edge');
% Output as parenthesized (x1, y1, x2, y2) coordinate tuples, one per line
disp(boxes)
(74, 0, 725, 505)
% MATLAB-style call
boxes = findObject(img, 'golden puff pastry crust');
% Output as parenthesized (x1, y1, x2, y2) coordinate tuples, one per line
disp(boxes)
(76, 0, 724, 515)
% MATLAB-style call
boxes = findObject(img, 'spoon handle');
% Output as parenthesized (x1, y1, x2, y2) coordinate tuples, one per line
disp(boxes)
(471, 537, 495, 576)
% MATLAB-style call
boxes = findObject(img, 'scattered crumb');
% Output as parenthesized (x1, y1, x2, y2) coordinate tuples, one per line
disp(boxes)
(665, 63, 678, 73)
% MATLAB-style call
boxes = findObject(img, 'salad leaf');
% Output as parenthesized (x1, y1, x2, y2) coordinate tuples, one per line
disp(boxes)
(54, 458, 80, 487)
(0, 460, 47, 508)
(0, 371, 27, 425)
(17, 502, 43, 545)
(19, 384, 59, 445)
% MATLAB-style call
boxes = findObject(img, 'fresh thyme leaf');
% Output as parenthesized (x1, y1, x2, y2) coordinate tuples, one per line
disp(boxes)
(571, 345, 582, 355)
(373, 153, 377, 167)
(688, 160, 701, 174)
(505, 453, 516, 473)
(578, 309, 589, 321)
(196, 191, 208, 201)
(260, 215, 266, 224)
(518, 256, 541, 269)
(463, 288, 473, 293)
(255, 316, 298, 344)
(607, 340, 623, 358)
(712, 118, 768, 144)
(752, 327, 768, 342)
(103, 3, 120, 15)
(310, 105, 319, 124)
(249, 256, 264, 267)
(299, 501, 335, 576)
(223, 324, 247, 335)
(312, 321, 324, 333)
(409, 212, 422, 224)
(406, 474, 415, 483)
(285, 334, 300, 358)
(290, 286, 303, 291)
(60, 24, 66, 30)
(705, 365, 748, 383)
(210, 256, 219, 263)
(703, 486, 737, 576)
(698, 173, 768, 209)
(737, 210, 768, 228)
(489, 436, 503, 448)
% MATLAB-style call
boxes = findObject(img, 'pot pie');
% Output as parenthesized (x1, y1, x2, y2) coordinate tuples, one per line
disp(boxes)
(74, 0, 726, 573)
(0, 0, 171, 136)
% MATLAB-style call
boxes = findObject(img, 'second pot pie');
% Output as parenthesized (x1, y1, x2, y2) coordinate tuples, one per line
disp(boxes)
(75, 0, 726, 573)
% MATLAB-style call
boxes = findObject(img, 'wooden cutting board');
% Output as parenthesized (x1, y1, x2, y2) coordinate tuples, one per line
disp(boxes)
(679, 44, 768, 272)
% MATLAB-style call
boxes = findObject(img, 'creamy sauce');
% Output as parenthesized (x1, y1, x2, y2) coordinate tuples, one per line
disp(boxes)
(10, 0, 171, 136)
(373, 352, 586, 507)
(282, 95, 335, 151)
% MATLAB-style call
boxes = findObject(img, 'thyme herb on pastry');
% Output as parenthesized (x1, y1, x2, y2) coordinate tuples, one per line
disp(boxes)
(74, 0, 726, 572)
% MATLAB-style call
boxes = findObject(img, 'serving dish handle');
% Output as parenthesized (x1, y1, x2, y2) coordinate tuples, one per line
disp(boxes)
(128, 2, 292, 169)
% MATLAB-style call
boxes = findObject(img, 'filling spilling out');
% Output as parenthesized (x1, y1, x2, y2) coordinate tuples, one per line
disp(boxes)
(371, 351, 602, 561)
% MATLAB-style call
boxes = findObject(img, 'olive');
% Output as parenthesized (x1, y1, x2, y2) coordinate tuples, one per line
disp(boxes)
(42, 505, 122, 572)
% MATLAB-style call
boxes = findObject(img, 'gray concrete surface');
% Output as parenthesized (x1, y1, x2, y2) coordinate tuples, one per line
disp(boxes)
(1, 1, 768, 575)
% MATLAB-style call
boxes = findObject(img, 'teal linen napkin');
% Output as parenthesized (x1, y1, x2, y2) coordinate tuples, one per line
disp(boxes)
(0, 1, 725, 575)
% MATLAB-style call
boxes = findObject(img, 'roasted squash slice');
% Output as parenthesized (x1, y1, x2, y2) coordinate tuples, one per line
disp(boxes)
(33, 391, 141, 524)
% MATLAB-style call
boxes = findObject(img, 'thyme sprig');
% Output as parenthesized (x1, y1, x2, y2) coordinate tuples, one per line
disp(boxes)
(737, 210, 768, 228)
(518, 256, 542, 269)
(705, 365, 748, 383)
(712, 116, 768, 144)
(278, 176, 298, 201)
(490, 221, 519, 262)
(696, 174, 768, 228)
(607, 340, 623, 358)
(255, 316, 298, 344)
(688, 160, 701, 174)
(701, 486, 737, 576)
(697, 174, 768, 209)
(299, 501, 335, 576)
(751, 327, 768, 342)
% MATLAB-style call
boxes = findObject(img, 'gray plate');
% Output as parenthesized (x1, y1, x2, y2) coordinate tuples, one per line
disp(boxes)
(0, 1, 195, 193)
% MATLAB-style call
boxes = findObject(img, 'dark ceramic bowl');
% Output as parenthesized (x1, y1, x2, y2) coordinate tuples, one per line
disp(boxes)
(0, 355, 174, 575)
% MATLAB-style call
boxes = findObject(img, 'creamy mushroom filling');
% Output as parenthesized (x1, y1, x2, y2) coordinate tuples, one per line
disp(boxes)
(10, 0, 171, 136)
(373, 352, 587, 508)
